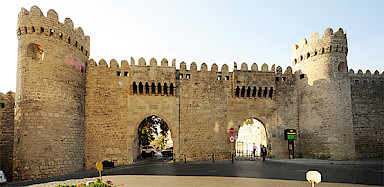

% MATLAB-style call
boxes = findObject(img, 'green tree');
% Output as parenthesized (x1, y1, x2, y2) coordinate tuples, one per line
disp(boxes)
(154, 135, 166, 149)
(138, 115, 169, 146)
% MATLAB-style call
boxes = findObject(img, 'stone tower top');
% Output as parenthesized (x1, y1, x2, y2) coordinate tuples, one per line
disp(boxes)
(17, 6, 90, 58)
(291, 28, 347, 67)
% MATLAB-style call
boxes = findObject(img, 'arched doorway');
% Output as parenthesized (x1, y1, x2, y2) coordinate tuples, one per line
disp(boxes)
(132, 115, 173, 161)
(235, 118, 267, 158)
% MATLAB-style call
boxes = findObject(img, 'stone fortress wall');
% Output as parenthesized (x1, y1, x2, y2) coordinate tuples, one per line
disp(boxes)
(349, 70, 384, 159)
(0, 92, 15, 181)
(0, 5, 382, 181)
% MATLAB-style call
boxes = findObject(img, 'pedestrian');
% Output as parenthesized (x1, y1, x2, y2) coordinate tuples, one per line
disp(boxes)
(252, 143, 257, 158)
(261, 145, 267, 162)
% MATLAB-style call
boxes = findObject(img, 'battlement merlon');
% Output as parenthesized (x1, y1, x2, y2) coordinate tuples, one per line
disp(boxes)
(349, 69, 384, 77)
(0, 91, 16, 101)
(88, 57, 291, 74)
(291, 28, 347, 65)
(17, 6, 90, 58)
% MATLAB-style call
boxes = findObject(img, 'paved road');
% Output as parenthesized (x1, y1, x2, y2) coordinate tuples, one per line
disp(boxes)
(7, 154, 384, 186)
(110, 155, 383, 186)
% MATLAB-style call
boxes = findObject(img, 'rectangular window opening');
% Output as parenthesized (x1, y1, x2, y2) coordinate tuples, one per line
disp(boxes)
(0, 103, 4, 108)
(282, 77, 286, 81)
(225, 76, 229, 80)
(275, 77, 280, 81)
(218, 75, 222, 80)
(179, 74, 183, 79)
(117, 71, 121, 76)
(124, 72, 129, 76)
(300, 74, 305, 79)
(186, 74, 191, 79)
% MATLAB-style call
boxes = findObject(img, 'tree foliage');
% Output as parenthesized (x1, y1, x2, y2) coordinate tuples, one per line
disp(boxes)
(138, 115, 169, 146)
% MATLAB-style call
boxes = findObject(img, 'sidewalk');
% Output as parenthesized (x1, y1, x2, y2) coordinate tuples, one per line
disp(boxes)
(270, 158, 384, 165)
(26, 175, 374, 187)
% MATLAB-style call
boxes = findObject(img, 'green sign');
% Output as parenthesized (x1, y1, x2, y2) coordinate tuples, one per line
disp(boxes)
(287, 134, 297, 140)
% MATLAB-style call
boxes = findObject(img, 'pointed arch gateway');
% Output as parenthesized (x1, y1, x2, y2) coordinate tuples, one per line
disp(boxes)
(126, 106, 180, 164)
(235, 118, 269, 158)
(133, 115, 174, 160)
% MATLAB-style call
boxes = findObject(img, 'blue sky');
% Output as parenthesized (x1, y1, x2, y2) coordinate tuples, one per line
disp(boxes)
(1, 0, 383, 93)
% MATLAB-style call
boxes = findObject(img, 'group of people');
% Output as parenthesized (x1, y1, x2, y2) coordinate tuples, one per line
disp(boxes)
(253, 143, 267, 162)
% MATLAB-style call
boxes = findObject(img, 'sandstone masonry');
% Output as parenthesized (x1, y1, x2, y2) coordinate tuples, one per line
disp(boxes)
(0, 6, 382, 181)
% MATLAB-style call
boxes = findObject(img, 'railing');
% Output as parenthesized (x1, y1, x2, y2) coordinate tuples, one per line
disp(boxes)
(235, 149, 258, 158)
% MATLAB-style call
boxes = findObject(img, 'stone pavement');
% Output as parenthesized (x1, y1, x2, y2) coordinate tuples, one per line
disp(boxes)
(24, 175, 375, 187)
(6, 158, 383, 186)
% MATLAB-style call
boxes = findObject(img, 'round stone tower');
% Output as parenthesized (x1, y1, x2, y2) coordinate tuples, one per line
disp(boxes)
(13, 6, 89, 180)
(292, 28, 355, 160)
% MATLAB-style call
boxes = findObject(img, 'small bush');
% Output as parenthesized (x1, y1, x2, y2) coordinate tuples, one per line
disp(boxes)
(57, 178, 123, 187)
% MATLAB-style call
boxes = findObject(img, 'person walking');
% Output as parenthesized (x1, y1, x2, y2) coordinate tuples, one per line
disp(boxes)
(252, 143, 257, 158)
(261, 145, 267, 162)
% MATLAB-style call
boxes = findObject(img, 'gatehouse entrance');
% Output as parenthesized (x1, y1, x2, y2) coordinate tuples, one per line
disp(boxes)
(235, 118, 267, 159)
(133, 115, 173, 162)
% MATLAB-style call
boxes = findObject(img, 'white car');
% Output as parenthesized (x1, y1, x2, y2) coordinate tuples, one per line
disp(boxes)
(0, 170, 7, 183)
(141, 145, 156, 157)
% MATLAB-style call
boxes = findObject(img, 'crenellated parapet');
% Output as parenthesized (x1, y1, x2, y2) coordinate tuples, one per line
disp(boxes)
(292, 28, 347, 65)
(88, 57, 176, 68)
(349, 69, 384, 86)
(349, 69, 384, 77)
(17, 6, 90, 58)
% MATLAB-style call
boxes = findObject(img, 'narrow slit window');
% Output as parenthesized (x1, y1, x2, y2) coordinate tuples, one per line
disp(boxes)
(164, 83, 168, 95)
(75, 41, 78, 48)
(32, 27, 35, 33)
(263, 87, 268, 98)
(235, 86, 240, 97)
(269, 87, 274, 98)
(151, 83, 156, 94)
(24, 27, 28, 34)
(241, 86, 245, 97)
(257, 87, 262, 97)
(49, 29, 54, 36)
(40, 27, 44, 34)
(158, 83, 162, 94)
(314, 49, 317, 56)
(132, 82, 137, 94)
(246, 86, 251, 97)
(252, 87, 257, 97)
(59, 33, 63, 39)
(170, 83, 174, 96)
(139, 82, 143, 94)
(145, 82, 150, 94)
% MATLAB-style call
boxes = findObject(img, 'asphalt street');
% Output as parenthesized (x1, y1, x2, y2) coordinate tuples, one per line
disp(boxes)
(6, 153, 384, 186)
(110, 155, 383, 186)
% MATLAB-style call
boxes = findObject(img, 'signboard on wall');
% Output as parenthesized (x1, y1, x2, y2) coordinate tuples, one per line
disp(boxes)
(284, 129, 297, 140)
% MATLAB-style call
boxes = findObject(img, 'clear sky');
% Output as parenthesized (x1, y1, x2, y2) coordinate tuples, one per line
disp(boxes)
(1, 0, 383, 93)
